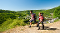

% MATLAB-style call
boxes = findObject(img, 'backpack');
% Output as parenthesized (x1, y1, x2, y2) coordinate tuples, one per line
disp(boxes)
(43, 17, 45, 22)
(41, 13, 44, 21)
(33, 13, 36, 19)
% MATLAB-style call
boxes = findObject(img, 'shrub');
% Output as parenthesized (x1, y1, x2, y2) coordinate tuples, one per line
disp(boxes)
(0, 18, 26, 31)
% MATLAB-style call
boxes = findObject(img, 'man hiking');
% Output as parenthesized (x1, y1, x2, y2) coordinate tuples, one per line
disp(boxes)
(37, 12, 44, 30)
(29, 10, 37, 28)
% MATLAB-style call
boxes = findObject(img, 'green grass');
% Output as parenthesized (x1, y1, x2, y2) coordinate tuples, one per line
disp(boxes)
(0, 18, 26, 32)
(46, 21, 49, 23)
(54, 19, 59, 22)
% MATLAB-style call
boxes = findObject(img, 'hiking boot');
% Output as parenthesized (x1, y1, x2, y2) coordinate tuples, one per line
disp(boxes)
(37, 26, 40, 30)
(42, 25, 44, 29)
(36, 23, 39, 27)
(29, 25, 31, 28)
(36, 24, 39, 27)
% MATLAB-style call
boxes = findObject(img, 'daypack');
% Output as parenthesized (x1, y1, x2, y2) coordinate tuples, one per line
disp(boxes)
(40, 15, 44, 22)
(41, 13, 45, 21)
(43, 16, 45, 22)
(33, 13, 36, 19)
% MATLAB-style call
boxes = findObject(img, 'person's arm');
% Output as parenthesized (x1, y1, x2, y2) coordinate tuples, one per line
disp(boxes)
(39, 19, 43, 23)
(39, 16, 43, 23)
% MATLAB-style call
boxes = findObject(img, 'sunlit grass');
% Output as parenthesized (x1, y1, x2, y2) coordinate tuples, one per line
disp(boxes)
(0, 18, 26, 32)
(54, 19, 59, 22)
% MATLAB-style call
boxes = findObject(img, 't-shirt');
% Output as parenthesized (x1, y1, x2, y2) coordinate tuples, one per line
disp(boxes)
(39, 15, 43, 20)
(31, 13, 35, 19)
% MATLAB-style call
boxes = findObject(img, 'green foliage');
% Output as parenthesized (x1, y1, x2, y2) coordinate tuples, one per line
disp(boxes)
(53, 6, 60, 18)
(0, 13, 17, 24)
(0, 18, 13, 31)
(8, 19, 26, 28)
(17, 8, 55, 17)
(0, 10, 27, 31)
(0, 9, 16, 13)
(0, 6, 60, 32)
(54, 19, 59, 22)
(0, 18, 26, 31)
(46, 21, 49, 23)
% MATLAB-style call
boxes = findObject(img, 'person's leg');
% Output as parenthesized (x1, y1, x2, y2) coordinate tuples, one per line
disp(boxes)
(37, 20, 40, 27)
(37, 20, 40, 30)
(29, 20, 33, 28)
(30, 22, 32, 26)
(34, 19, 38, 27)
(42, 21, 44, 29)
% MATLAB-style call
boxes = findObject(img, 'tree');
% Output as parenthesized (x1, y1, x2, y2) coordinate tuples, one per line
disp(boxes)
(53, 6, 60, 18)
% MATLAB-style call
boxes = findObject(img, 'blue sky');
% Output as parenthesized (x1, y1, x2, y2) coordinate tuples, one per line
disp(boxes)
(0, 0, 60, 11)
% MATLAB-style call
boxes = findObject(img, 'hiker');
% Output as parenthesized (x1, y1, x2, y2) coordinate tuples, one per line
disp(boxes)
(37, 12, 44, 30)
(29, 10, 37, 28)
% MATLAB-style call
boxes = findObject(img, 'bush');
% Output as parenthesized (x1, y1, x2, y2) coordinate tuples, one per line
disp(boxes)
(0, 18, 13, 31)
(8, 19, 26, 28)
(0, 18, 26, 31)
(53, 6, 60, 19)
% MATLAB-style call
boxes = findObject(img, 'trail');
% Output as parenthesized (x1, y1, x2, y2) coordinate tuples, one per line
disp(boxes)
(1, 20, 60, 33)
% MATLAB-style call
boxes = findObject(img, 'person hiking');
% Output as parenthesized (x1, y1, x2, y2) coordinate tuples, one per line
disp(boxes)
(37, 12, 44, 30)
(29, 10, 37, 28)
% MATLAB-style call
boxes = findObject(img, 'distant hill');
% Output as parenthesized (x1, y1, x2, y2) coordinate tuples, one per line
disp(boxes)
(17, 7, 55, 16)
(17, 6, 60, 17)
(0, 9, 16, 13)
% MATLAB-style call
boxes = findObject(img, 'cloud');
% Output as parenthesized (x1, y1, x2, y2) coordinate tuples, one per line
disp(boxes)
(43, 7, 54, 10)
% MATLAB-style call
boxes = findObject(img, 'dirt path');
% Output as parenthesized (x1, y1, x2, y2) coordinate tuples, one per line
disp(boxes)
(2, 20, 60, 33)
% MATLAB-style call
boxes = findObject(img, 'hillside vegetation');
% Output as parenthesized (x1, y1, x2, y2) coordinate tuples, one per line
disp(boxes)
(0, 6, 60, 32)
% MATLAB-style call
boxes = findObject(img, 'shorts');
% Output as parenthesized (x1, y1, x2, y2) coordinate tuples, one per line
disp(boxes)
(30, 19, 37, 23)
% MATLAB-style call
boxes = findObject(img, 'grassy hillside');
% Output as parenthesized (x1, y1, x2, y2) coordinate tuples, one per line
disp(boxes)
(0, 9, 29, 32)
(0, 6, 60, 32)
(53, 6, 60, 18)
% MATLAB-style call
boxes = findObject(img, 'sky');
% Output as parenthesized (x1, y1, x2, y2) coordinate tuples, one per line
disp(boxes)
(0, 0, 60, 11)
